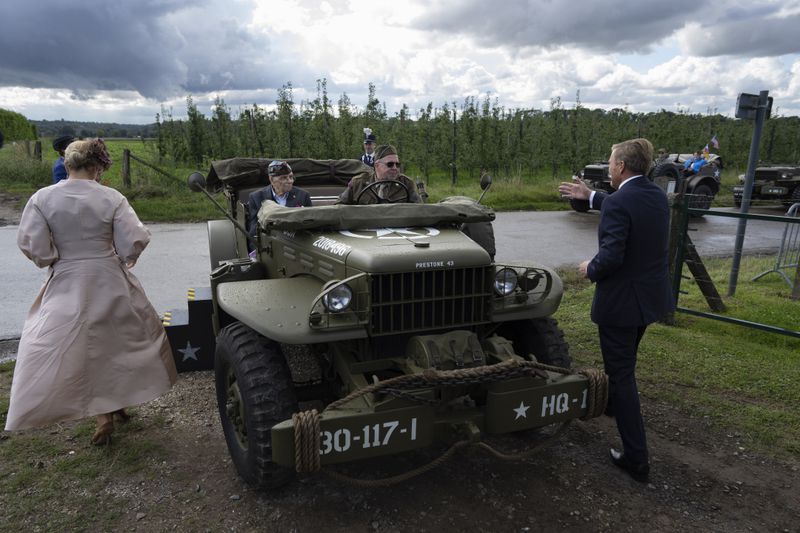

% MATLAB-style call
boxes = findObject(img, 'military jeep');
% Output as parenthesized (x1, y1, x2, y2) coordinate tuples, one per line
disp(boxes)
(182, 157, 605, 489)
(733, 164, 800, 207)
(570, 153, 723, 214)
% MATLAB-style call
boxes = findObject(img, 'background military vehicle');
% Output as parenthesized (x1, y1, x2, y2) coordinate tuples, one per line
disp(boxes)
(733, 164, 800, 207)
(570, 153, 723, 214)
(174, 157, 606, 489)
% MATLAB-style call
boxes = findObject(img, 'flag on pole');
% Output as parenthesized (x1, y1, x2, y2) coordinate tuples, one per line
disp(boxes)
(710, 135, 719, 149)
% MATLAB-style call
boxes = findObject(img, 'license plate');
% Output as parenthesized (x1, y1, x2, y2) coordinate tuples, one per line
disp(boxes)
(271, 406, 433, 467)
(485, 374, 589, 433)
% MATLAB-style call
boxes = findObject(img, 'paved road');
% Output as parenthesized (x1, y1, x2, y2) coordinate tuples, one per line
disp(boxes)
(0, 206, 789, 339)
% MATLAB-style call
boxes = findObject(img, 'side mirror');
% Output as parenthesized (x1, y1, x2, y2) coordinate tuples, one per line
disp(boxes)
(480, 173, 493, 190)
(188, 172, 207, 192)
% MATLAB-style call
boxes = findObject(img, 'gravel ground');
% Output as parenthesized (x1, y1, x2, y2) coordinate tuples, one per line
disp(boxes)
(3, 356, 797, 532)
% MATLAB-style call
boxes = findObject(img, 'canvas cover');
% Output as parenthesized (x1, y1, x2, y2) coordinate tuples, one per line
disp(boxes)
(257, 199, 495, 231)
(206, 158, 371, 192)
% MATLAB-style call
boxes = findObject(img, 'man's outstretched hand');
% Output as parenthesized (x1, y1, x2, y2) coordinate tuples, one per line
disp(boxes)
(558, 176, 591, 200)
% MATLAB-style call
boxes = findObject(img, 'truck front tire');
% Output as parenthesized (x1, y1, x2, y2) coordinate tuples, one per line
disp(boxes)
(215, 322, 297, 489)
(496, 317, 572, 369)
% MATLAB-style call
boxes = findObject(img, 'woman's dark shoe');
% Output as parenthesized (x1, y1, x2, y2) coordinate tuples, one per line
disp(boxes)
(609, 448, 649, 483)
(112, 409, 131, 423)
(91, 418, 114, 446)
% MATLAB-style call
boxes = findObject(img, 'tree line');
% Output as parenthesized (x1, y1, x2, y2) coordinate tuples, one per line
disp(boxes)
(32, 119, 156, 140)
(151, 81, 800, 180)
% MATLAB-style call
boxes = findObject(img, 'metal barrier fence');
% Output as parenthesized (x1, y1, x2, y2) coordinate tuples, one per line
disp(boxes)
(751, 203, 800, 290)
(672, 198, 800, 339)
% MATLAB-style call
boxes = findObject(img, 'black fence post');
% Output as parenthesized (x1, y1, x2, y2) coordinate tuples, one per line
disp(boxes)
(122, 149, 131, 188)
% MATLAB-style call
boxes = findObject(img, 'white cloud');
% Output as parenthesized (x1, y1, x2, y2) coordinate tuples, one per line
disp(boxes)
(1, 0, 800, 123)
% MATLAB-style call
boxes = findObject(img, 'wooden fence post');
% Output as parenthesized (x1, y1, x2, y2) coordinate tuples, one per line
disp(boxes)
(122, 149, 131, 188)
(33, 141, 42, 160)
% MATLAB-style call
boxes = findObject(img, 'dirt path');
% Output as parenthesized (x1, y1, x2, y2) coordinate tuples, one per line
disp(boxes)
(21, 370, 790, 532)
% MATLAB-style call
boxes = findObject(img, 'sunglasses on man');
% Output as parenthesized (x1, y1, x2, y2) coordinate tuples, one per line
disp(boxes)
(380, 161, 401, 168)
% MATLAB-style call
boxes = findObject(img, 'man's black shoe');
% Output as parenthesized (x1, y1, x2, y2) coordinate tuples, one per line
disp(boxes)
(609, 448, 649, 483)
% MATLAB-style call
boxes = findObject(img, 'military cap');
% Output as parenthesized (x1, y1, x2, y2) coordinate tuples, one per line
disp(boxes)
(53, 135, 75, 152)
(268, 160, 292, 177)
(373, 144, 397, 161)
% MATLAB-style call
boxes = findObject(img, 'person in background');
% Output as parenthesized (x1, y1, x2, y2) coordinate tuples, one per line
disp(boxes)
(360, 128, 377, 167)
(6, 139, 178, 445)
(51, 135, 74, 183)
(338, 144, 422, 204)
(247, 160, 312, 237)
(683, 150, 706, 175)
(557, 138, 675, 483)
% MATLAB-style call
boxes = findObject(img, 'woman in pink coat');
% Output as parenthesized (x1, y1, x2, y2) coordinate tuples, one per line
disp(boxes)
(5, 139, 177, 445)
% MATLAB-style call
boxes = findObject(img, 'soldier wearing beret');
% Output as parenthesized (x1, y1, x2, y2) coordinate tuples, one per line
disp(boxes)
(247, 160, 312, 236)
(338, 144, 422, 204)
(52, 135, 75, 183)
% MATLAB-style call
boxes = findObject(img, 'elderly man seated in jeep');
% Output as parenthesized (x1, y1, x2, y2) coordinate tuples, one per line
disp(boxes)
(337, 144, 423, 204)
(247, 160, 312, 237)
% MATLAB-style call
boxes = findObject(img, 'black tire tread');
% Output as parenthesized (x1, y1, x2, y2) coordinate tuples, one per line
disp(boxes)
(215, 321, 297, 489)
(651, 161, 680, 180)
(688, 183, 713, 213)
(496, 317, 572, 369)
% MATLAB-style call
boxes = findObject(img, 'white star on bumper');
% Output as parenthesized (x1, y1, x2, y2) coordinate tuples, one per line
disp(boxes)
(178, 341, 199, 362)
(513, 401, 530, 420)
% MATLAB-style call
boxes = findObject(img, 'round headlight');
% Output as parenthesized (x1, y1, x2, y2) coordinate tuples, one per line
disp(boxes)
(494, 268, 518, 296)
(322, 283, 353, 312)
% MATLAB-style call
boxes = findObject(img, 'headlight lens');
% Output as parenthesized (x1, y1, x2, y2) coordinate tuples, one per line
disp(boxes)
(322, 283, 352, 312)
(494, 268, 518, 296)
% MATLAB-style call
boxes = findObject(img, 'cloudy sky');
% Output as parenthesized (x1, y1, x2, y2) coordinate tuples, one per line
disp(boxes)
(1, 0, 799, 124)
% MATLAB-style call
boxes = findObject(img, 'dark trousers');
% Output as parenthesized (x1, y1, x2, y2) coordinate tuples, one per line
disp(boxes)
(598, 324, 648, 465)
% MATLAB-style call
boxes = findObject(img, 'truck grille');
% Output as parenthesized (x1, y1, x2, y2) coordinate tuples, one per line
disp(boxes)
(583, 167, 607, 180)
(755, 170, 780, 180)
(370, 267, 493, 335)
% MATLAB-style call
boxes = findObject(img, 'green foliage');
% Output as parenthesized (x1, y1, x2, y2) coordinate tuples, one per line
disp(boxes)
(0, 143, 51, 188)
(153, 84, 800, 185)
(0, 108, 36, 143)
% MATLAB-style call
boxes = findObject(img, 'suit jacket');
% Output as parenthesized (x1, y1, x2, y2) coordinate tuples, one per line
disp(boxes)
(247, 185, 311, 236)
(359, 153, 375, 167)
(588, 177, 675, 327)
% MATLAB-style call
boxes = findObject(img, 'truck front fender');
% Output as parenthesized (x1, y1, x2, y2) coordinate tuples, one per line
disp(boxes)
(216, 277, 368, 344)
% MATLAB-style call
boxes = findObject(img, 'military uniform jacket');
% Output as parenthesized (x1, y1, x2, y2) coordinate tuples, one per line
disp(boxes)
(359, 153, 375, 167)
(337, 172, 422, 204)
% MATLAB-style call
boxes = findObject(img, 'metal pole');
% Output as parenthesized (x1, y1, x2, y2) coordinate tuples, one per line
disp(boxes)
(728, 90, 769, 297)
(451, 107, 457, 186)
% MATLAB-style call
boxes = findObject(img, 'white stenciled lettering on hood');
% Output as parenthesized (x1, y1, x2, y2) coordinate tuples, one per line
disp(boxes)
(313, 236, 352, 256)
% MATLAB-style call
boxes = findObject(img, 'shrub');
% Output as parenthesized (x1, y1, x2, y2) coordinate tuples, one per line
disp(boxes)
(0, 147, 51, 188)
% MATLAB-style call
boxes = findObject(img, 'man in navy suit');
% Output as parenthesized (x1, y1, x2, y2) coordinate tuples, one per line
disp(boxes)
(559, 138, 675, 483)
(247, 160, 312, 237)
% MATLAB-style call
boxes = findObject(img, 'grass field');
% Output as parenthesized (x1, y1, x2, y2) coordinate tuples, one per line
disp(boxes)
(556, 254, 800, 458)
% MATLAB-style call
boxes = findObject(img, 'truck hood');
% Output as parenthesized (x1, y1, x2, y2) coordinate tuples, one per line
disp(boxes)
(333, 227, 491, 272)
